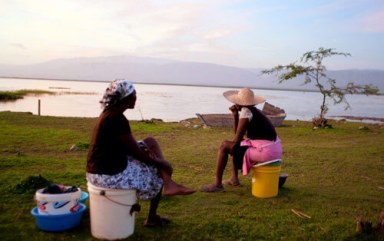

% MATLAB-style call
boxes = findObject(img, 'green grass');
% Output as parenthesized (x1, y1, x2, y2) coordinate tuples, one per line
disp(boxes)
(0, 90, 55, 101)
(0, 89, 96, 101)
(0, 111, 383, 241)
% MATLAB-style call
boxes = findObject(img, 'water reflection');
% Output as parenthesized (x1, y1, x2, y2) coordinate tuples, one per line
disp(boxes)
(0, 78, 383, 122)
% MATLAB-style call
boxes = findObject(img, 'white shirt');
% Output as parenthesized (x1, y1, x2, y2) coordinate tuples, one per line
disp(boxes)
(239, 107, 253, 121)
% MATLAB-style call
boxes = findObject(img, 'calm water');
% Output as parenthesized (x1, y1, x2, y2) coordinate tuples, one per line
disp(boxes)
(0, 78, 383, 122)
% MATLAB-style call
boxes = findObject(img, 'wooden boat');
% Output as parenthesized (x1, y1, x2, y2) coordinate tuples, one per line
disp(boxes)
(261, 102, 286, 127)
(196, 102, 286, 127)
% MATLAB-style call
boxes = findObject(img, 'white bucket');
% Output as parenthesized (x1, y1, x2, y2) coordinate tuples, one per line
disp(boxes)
(35, 187, 81, 215)
(87, 182, 138, 240)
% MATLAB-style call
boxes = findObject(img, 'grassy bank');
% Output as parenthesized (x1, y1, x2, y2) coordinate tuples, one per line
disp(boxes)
(0, 89, 96, 101)
(0, 90, 54, 101)
(0, 111, 383, 241)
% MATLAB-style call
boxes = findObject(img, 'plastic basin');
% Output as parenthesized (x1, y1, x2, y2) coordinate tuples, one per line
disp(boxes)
(80, 191, 89, 204)
(31, 203, 86, 232)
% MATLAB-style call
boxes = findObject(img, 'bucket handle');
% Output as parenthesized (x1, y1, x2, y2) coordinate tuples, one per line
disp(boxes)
(99, 190, 141, 215)
(130, 203, 141, 215)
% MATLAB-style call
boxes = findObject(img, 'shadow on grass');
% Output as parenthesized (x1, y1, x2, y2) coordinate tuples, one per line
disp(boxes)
(344, 232, 384, 241)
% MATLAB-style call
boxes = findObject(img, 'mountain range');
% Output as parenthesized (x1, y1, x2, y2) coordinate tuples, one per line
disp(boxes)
(0, 55, 383, 93)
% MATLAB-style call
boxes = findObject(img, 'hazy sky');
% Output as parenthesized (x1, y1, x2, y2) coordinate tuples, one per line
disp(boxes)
(1, 0, 383, 69)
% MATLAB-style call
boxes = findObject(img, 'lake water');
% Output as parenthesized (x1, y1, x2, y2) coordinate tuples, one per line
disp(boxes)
(0, 78, 383, 122)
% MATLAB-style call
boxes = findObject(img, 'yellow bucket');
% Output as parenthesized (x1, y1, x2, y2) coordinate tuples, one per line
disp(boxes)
(251, 164, 281, 198)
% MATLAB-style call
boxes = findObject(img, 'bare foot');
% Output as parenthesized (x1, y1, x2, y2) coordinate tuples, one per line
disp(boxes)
(163, 182, 196, 196)
(222, 179, 241, 186)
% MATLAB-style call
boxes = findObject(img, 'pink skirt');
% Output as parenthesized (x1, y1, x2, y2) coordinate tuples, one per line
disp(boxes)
(241, 137, 282, 176)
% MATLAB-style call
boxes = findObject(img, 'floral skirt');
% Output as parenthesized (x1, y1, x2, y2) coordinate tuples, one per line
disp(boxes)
(86, 157, 163, 200)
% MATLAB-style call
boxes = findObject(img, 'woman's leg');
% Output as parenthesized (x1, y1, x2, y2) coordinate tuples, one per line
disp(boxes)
(215, 140, 236, 186)
(142, 137, 195, 196)
(142, 137, 165, 160)
(200, 140, 236, 192)
(228, 157, 240, 184)
(144, 189, 171, 227)
(147, 190, 161, 221)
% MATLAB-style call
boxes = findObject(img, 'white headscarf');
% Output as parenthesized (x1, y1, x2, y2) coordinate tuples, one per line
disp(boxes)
(99, 79, 135, 108)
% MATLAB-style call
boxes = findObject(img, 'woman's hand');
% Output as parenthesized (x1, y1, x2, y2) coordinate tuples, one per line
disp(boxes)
(146, 149, 173, 174)
(229, 105, 239, 115)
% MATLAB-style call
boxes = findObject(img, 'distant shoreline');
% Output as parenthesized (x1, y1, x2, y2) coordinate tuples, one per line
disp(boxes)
(330, 115, 384, 123)
(0, 76, 320, 93)
(1, 75, 383, 123)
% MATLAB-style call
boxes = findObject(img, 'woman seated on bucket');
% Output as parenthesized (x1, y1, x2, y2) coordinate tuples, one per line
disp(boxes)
(200, 88, 282, 192)
(86, 79, 195, 227)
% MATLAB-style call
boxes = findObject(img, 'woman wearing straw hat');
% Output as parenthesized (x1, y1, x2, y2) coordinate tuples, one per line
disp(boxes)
(87, 79, 195, 227)
(200, 88, 282, 192)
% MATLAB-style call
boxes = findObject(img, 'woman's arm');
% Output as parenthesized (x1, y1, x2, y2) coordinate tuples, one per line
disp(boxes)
(120, 133, 170, 169)
(229, 105, 239, 134)
(230, 105, 248, 142)
(233, 117, 248, 143)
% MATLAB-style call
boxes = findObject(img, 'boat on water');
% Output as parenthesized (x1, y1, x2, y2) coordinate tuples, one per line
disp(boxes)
(196, 102, 286, 127)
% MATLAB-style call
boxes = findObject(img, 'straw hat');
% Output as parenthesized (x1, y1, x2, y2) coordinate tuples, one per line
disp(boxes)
(223, 88, 265, 106)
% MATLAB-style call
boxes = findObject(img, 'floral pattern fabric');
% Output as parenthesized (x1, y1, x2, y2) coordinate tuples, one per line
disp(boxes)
(86, 156, 163, 200)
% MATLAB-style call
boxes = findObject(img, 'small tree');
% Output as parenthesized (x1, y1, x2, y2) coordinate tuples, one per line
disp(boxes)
(262, 47, 379, 128)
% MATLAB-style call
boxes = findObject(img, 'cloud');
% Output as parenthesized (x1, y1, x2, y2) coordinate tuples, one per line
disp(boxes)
(357, 9, 384, 32)
(202, 28, 238, 40)
(2, 0, 383, 69)
(0, 0, 251, 64)
(10, 43, 27, 50)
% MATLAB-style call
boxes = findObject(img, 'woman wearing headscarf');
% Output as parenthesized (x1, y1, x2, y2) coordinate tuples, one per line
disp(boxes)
(86, 79, 195, 227)
(200, 88, 282, 192)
